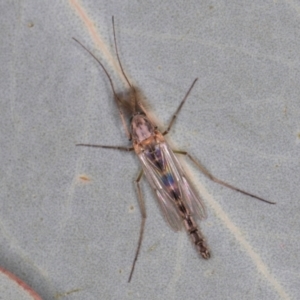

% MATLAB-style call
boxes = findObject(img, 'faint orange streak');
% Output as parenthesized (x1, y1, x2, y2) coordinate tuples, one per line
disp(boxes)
(69, 0, 127, 84)
(78, 174, 91, 182)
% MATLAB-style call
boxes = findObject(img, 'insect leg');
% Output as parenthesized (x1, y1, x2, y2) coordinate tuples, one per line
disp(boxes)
(76, 144, 133, 151)
(128, 169, 146, 282)
(163, 78, 198, 136)
(174, 150, 275, 205)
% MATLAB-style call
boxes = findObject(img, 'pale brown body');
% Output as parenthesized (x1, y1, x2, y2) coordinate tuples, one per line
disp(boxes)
(74, 16, 274, 283)
(131, 114, 210, 259)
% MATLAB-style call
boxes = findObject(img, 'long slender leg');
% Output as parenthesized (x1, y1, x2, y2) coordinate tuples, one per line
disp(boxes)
(128, 169, 146, 282)
(174, 150, 275, 205)
(163, 78, 198, 136)
(76, 144, 133, 151)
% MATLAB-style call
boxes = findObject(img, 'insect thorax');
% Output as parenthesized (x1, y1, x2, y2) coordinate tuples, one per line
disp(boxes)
(131, 114, 155, 143)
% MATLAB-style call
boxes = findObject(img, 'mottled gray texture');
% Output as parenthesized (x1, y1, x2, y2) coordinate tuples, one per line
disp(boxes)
(0, 1, 299, 299)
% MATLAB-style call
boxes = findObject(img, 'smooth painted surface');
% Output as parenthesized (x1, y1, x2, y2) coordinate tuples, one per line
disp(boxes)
(0, 1, 299, 299)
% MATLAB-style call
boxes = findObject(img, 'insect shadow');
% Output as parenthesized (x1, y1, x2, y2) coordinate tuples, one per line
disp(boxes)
(73, 16, 275, 283)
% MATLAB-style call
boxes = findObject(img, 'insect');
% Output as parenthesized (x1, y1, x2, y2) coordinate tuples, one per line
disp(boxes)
(74, 17, 275, 282)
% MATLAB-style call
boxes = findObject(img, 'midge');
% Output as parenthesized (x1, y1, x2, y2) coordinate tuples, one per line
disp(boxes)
(74, 17, 275, 282)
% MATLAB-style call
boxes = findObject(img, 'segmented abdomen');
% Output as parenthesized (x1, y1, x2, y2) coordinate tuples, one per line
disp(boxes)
(173, 194, 210, 259)
(142, 142, 210, 258)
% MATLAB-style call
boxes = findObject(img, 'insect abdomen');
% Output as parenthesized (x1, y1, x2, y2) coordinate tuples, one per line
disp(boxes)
(181, 204, 210, 259)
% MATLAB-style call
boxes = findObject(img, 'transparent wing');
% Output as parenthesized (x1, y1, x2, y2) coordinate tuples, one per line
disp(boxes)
(138, 141, 206, 231)
(156, 189, 182, 231)
(139, 153, 182, 231)
(181, 175, 207, 220)
(161, 143, 207, 220)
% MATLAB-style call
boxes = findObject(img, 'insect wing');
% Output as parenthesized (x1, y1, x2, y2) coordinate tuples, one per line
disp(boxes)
(181, 175, 207, 220)
(139, 152, 182, 231)
(159, 143, 207, 220)
(138, 142, 206, 231)
(156, 188, 183, 231)
(163, 145, 207, 220)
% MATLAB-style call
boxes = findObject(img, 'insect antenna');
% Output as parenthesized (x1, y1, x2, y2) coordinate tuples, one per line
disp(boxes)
(72, 36, 132, 139)
(112, 16, 138, 113)
(72, 37, 121, 102)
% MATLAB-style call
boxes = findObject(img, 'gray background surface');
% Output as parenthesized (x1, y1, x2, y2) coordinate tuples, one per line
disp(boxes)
(1, 1, 299, 299)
